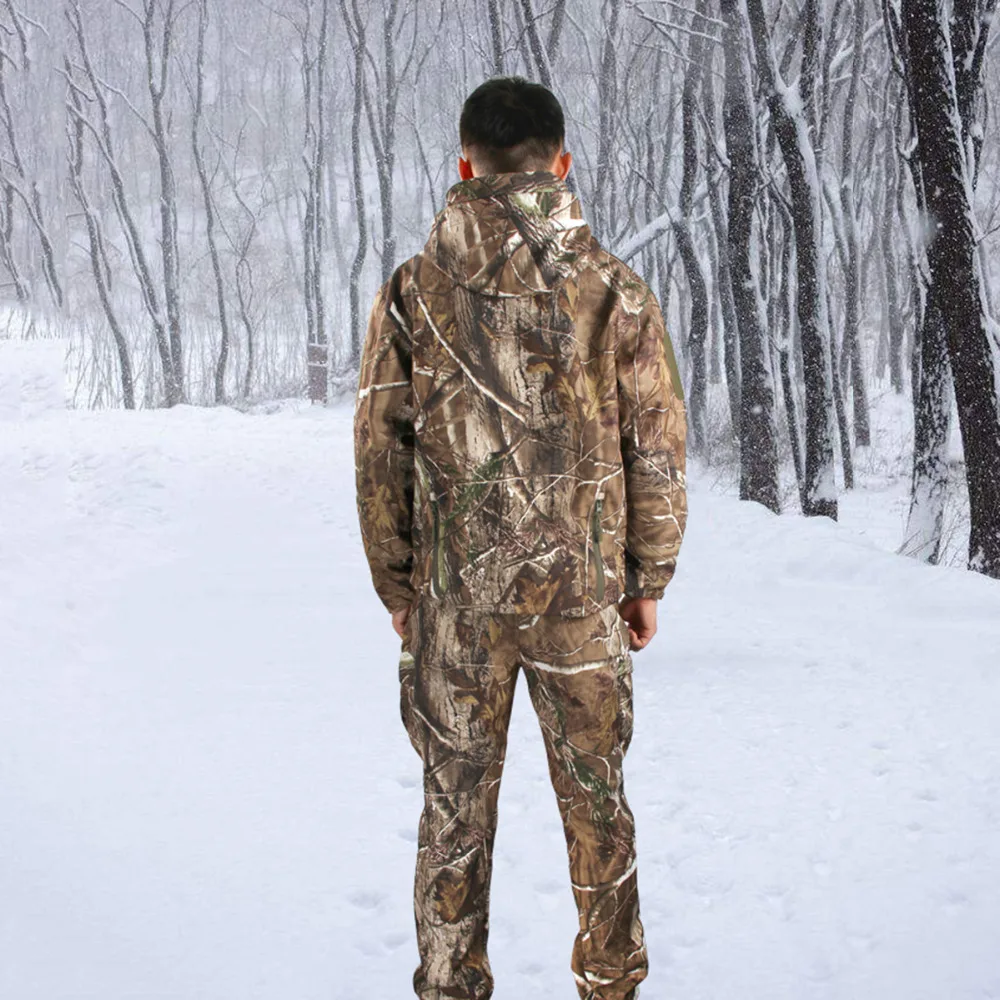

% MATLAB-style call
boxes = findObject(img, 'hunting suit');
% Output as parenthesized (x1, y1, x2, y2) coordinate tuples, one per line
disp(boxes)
(354, 169, 687, 1000)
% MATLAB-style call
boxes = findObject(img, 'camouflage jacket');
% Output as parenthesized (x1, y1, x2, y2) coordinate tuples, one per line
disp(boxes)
(354, 170, 687, 617)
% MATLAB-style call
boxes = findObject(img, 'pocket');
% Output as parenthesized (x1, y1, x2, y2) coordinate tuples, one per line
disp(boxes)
(429, 499, 449, 597)
(589, 493, 606, 603)
(615, 607, 632, 654)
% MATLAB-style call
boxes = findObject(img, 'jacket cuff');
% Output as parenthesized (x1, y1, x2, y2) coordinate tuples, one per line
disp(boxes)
(374, 576, 417, 614)
(623, 583, 667, 600)
(386, 598, 416, 614)
(623, 552, 674, 600)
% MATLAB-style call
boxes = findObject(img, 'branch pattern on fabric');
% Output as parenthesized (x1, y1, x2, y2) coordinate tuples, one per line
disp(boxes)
(398, 597, 647, 999)
(354, 169, 687, 616)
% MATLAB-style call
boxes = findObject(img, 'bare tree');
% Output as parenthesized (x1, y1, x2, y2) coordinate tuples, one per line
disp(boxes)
(747, 0, 838, 519)
(671, 2, 710, 454)
(213, 122, 271, 403)
(519, 0, 556, 89)
(188, 0, 232, 404)
(297, 0, 331, 402)
(0, 4, 63, 309)
(901, 0, 1000, 577)
(879, 74, 906, 395)
(721, 0, 779, 513)
(139, 0, 188, 403)
(364, 0, 426, 288)
(592, 0, 622, 243)
(838, 0, 871, 448)
(339, 0, 367, 366)
(64, 54, 134, 408)
(64, 0, 184, 406)
(487, 0, 505, 75)
(701, 37, 741, 441)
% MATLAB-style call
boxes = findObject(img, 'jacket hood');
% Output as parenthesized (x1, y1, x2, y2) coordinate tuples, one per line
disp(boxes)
(423, 170, 593, 296)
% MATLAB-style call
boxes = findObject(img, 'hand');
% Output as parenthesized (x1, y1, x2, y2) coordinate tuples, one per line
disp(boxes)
(391, 604, 412, 639)
(618, 596, 657, 651)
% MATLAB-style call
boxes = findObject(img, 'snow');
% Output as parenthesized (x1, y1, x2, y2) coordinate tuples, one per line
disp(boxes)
(613, 210, 675, 264)
(3, 343, 1000, 1000)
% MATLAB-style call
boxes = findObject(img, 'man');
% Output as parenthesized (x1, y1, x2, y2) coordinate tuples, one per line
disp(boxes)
(354, 75, 687, 1000)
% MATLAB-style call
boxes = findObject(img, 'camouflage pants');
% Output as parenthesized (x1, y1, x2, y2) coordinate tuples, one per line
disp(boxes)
(398, 596, 647, 1000)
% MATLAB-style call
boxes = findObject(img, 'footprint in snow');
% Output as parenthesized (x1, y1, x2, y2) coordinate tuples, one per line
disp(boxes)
(811, 860, 832, 878)
(347, 889, 387, 912)
(942, 889, 969, 916)
(383, 930, 409, 951)
(847, 930, 878, 955)
(670, 934, 706, 951)
(533, 879, 561, 896)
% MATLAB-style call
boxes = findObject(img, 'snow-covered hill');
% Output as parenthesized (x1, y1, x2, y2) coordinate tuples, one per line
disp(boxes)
(2, 345, 1000, 999)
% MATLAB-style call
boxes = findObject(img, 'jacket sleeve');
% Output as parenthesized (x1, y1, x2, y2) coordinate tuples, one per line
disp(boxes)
(354, 267, 417, 613)
(615, 280, 688, 599)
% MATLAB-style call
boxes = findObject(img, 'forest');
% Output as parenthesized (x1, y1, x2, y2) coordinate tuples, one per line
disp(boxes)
(1, 0, 999, 577)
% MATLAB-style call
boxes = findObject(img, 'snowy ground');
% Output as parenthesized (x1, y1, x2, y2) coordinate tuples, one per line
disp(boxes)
(3, 342, 1000, 1000)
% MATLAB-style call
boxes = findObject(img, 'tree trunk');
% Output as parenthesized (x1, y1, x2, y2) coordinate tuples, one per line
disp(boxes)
(839, 0, 871, 447)
(593, 0, 621, 243)
(487, 0, 505, 75)
(701, 50, 740, 439)
(65, 57, 134, 409)
(902, 290, 951, 561)
(191, 0, 232, 405)
(339, 0, 368, 365)
(672, 3, 709, 454)
(144, 0, 186, 405)
(828, 286, 855, 489)
(882, 92, 906, 394)
(902, 0, 1000, 577)
(747, 0, 838, 519)
(721, 0, 780, 513)
(66, 0, 176, 406)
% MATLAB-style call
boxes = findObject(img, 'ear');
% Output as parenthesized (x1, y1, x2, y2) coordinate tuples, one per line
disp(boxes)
(457, 156, 474, 180)
(555, 149, 573, 180)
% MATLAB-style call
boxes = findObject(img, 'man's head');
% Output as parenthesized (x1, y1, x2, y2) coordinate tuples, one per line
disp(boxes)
(458, 76, 572, 181)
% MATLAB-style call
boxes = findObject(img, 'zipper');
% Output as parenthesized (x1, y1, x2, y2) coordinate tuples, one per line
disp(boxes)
(589, 492, 606, 603)
(429, 497, 449, 597)
(416, 453, 449, 598)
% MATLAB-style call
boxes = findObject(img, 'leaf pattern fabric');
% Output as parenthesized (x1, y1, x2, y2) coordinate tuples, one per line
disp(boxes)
(354, 168, 684, 1000)
(354, 169, 687, 617)
(398, 597, 646, 1000)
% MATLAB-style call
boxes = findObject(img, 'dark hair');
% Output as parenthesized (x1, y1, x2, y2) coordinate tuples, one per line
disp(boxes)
(459, 76, 565, 174)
